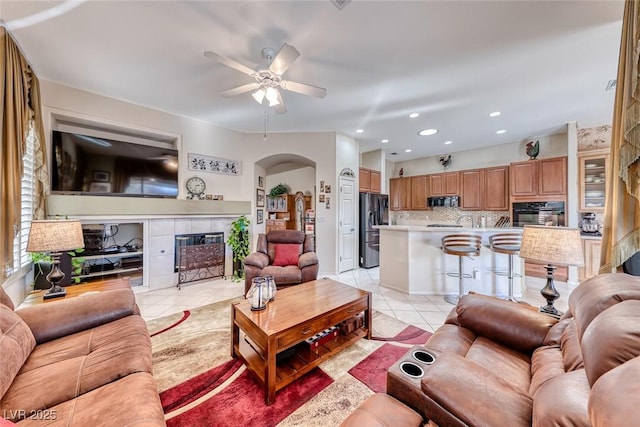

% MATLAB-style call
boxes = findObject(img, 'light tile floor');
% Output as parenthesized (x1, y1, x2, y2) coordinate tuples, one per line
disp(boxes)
(135, 267, 571, 333)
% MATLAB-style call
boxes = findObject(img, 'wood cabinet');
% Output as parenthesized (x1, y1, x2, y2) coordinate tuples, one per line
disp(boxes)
(510, 156, 567, 198)
(525, 262, 568, 282)
(460, 169, 484, 210)
(359, 167, 381, 193)
(266, 194, 311, 232)
(410, 175, 429, 210)
(483, 166, 509, 210)
(390, 177, 411, 211)
(430, 172, 459, 196)
(579, 238, 602, 281)
(579, 149, 609, 212)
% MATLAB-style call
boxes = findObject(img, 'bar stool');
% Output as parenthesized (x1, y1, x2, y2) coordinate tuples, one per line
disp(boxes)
(489, 233, 522, 302)
(442, 234, 482, 305)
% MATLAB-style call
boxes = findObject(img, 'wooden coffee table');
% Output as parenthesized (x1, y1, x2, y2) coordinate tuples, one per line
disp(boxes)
(231, 278, 372, 404)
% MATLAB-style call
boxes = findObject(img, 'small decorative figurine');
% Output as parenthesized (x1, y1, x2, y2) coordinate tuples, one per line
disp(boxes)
(399, 167, 404, 177)
(526, 140, 540, 160)
(439, 154, 452, 168)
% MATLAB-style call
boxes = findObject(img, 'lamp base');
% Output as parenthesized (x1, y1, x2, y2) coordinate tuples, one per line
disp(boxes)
(539, 264, 562, 318)
(43, 285, 67, 300)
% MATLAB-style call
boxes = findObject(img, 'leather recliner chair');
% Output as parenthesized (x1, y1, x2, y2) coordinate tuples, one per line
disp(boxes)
(242, 230, 319, 294)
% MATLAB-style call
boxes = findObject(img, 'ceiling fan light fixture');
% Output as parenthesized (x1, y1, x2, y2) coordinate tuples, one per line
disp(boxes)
(252, 88, 266, 104)
(265, 87, 280, 106)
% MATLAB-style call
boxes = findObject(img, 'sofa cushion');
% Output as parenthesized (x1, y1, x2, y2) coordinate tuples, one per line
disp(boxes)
(0, 305, 35, 401)
(0, 287, 14, 310)
(272, 243, 301, 266)
(0, 314, 152, 416)
(9, 372, 165, 426)
(533, 369, 590, 427)
(529, 345, 565, 396)
(339, 393, 423, 427)
(589, 356, 640, 427)
(581, 299, 640, 386)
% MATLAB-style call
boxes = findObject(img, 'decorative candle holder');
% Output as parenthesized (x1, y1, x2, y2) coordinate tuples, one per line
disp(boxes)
(246, 277, 267, 311)
(264, 275, 276, 302)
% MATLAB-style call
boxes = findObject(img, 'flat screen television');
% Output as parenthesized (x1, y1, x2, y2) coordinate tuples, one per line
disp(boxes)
(51, 130, 179, 198)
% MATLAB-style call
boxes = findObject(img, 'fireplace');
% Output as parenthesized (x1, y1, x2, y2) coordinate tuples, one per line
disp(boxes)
(174, 232, 225, 288)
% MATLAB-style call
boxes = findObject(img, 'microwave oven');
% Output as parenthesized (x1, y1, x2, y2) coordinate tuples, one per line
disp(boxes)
(427, 196, 459, 208)
(512, 201, 565, 227)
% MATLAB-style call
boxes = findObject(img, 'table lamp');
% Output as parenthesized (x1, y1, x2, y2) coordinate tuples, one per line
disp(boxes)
(519, 225, 584, 317)
(27, 220, 84, 300)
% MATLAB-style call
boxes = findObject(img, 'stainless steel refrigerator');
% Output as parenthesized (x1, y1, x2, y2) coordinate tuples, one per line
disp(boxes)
(359, 192, 389, 268)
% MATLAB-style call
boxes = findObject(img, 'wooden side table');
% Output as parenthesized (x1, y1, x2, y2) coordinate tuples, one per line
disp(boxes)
(19, 277, 132, 308)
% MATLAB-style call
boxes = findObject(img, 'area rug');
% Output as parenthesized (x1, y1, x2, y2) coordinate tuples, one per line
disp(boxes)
(147, 298, 432, 426)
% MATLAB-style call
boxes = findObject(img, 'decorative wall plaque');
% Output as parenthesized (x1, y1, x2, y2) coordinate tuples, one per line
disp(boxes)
(188, 153, 242, 176)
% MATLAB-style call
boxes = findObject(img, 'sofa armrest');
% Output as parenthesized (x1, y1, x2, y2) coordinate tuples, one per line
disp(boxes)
(456, 293, 558, 354)
(421, 353, 533, 427)
(298, 252, 318, 269)
(243, 252, 269, 269)
(16, 288, 138, 344)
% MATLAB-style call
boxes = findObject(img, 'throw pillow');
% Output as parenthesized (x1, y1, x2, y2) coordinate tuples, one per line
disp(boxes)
(273, 244, 300, 266)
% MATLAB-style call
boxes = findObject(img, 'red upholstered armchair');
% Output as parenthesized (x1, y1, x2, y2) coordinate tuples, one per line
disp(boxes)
(242, 230, 319, 294)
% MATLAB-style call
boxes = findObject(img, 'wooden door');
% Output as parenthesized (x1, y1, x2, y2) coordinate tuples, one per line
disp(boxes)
(359, 168, 371, 192)
(538, 157, 567, 196)
(460, 169, 483, 210)
(484, 166, 509, 210)
(370, 171, 381, 193)
(429, 173, 444, 196)
(410, 175, 428, 210)
(510, 161, 538, 197)
(444, 172, 459, 195)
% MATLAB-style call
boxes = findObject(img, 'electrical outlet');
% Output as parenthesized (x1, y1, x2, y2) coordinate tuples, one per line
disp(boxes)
(473, 267, 481, 280)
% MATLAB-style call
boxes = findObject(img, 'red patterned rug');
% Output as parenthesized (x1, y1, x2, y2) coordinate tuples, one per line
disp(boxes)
(147, 299, 432, 426)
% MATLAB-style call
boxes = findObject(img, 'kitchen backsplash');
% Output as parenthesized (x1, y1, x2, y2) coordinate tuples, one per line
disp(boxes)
(391, 208, 510, 227)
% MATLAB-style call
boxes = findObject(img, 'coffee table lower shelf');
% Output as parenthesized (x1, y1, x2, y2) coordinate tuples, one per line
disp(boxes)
(235, 328, 368, 398)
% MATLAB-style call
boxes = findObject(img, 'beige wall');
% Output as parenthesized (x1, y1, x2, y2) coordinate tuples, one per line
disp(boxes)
(38, 80, 356, 275)
(266, 165, 315, 198)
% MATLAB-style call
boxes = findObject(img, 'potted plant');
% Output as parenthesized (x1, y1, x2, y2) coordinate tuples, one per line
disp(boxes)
(228, 215, 250, 280)
(31, 248, 85, 289)
(268, 183, 290, 198)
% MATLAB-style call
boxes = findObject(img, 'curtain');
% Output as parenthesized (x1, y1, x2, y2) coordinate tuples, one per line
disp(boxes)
(600, 0, 640, 272)
(0, 27, 49, 280)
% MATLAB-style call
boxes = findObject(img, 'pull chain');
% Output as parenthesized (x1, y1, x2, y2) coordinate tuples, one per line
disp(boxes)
(263, 109, 268, 142)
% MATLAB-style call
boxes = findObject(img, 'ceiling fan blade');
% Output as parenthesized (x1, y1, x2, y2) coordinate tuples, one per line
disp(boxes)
(274, 90, 287, 114)
(219, 83, 261, 98)
(280, 80, 327, 98)
(269, 43, 300, 75)
(204, 51, 256, 76)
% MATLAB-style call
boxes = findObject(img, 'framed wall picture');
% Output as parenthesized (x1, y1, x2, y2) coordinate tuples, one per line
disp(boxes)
(257, 209, 264, 224)
(326, 197, 331, 209)
(258, 176, 265, 188)
(325, 184, 332, 194)
(256, 188, 265, 207)
(320, 181, 325, 192)
(89, 182, 112, 193)
(93, 170, 110, 182)
(319, 194, 325, 203)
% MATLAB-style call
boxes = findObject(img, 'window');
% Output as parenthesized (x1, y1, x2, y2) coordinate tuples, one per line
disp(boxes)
(11, 120, 36, 275)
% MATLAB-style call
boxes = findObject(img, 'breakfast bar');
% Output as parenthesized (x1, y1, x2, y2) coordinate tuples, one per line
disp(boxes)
(377, 225, 524, 297)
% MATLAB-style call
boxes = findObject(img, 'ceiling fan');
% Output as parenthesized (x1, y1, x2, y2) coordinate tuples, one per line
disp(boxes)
(204, 43, 327, 114)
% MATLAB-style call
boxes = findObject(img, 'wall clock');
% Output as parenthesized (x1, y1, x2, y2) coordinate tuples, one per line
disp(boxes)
(186, 176, 206, 200)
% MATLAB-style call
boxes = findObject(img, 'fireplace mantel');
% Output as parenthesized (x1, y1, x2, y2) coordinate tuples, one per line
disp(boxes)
(47, 194, 251, 218)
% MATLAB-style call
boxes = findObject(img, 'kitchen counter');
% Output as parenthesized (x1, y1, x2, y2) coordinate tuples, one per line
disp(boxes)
(376, 225, 524, 297)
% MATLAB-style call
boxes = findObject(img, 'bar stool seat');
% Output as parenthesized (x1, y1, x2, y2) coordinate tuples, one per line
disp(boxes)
(489, 233, 522, 302)
(442, 234, 482, 305)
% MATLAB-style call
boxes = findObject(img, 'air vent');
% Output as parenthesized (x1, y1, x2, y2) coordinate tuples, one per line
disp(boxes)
(390, 152, 398, 155)
(330, 0, 351, 10)
(606, 79, 617, 91)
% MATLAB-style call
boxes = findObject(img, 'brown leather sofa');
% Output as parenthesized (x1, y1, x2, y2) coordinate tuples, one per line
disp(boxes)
(341, 273, 640, 427)
(243, 230, 319, 294)
(0, 286, 166, 426)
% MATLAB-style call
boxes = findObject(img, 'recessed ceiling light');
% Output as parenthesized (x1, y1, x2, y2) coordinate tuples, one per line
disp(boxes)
(418, 129, 438, 136)
(444, 140, 453, 145)
(409, 112, 420, 118)
(405, 149, 412, 153)
(489, 111, 501, 117)
(381, 139, 389, 143)
(356, 129, 364, 133)
(496, 129, 506, 134)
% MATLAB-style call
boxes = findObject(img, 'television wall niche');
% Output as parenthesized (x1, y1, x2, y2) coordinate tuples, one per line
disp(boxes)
(51, 130, 179, 198)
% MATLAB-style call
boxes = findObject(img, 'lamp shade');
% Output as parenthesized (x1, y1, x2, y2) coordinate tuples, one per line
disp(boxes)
(520, 225, 584, 267)
(26, 220, 85, 253)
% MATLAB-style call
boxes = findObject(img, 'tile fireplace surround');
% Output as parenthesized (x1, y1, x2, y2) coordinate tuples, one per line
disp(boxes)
(46, 195, 251, 289)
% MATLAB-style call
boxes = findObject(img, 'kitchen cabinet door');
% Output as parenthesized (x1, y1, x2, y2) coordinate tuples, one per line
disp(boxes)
(429, 174, 444, 196)
(484, 166, 509, 210)
(444, 172, 460, 195)
(510, 161, 538, 197)
(579, 150, 608, 212)
(359, 168, 371, 192)
(460, 169, 484, 210)
(579, 238, 602, 281)
(370, 170, 381, 193)
(538, 157, 567, 196)
(390, 178, 411, 210)
(410, 175, 428, 210)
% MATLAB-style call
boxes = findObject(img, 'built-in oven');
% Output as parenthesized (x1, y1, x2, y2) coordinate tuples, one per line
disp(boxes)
(512, 201, 565, 227)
